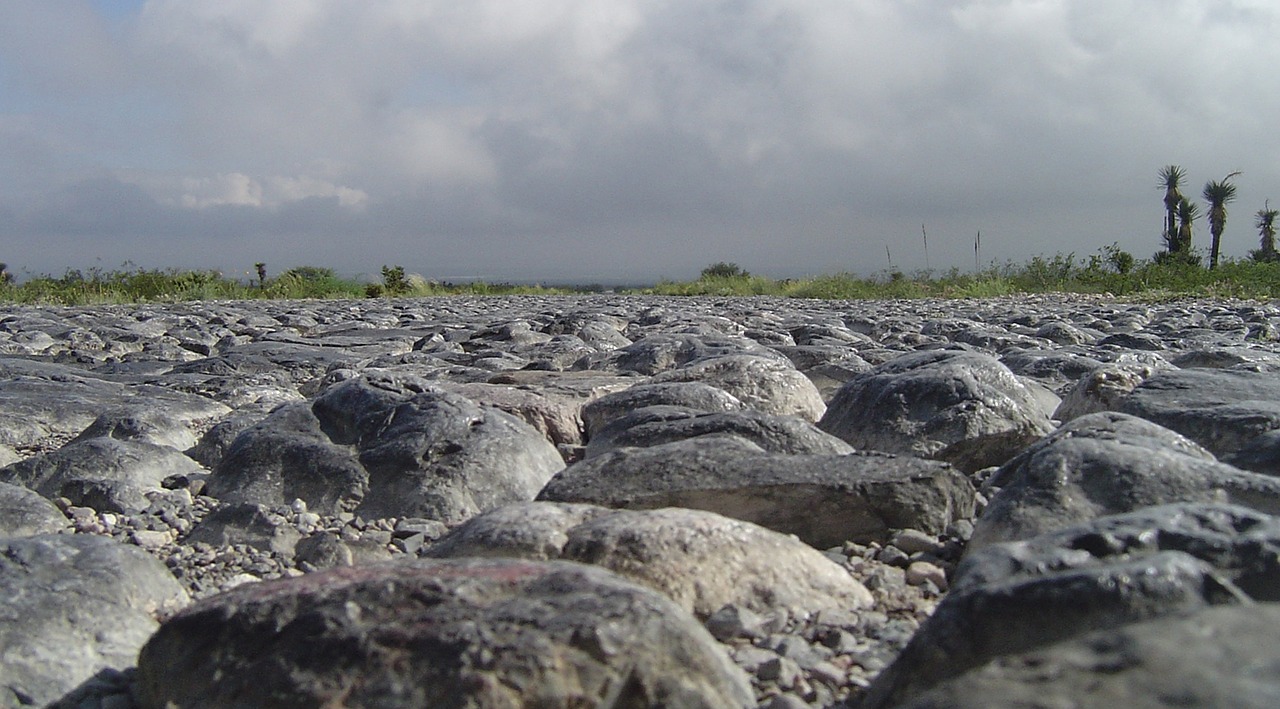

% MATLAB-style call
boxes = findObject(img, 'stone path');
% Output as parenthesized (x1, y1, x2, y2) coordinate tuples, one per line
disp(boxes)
(1, 293, 1279, 707)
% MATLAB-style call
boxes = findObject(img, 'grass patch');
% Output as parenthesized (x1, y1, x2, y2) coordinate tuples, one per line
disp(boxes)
(4, 249, 1280, 305)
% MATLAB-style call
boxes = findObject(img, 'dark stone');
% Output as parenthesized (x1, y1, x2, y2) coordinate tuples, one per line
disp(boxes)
(135, 558, 753, 708)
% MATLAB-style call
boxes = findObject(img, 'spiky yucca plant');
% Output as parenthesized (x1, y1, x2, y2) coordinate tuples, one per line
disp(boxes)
(1159, 165, 1186, 253)
(1255, 201, 1279, 261)
(1176, 197, 1200, 255)
(1203, 172, 1241, 269)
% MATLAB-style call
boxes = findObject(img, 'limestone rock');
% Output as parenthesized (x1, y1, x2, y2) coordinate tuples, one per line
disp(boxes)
(818, 349, 1055, 471)
(894, 604, 1280, 709)
(0, 480, 68, 536)
(429, 503, 873, 618)
(971, 412, 1280, 547)
(0, 535, 188, 708)
(0, 436, 207, 514)
(1119, 367, 1280, 456)
(583, 409, 853, 459)
(580, 381, 746, 437)
(650, 354, 826, 422)
(538, 436, 976, 547)
(135, 558, 754, 708)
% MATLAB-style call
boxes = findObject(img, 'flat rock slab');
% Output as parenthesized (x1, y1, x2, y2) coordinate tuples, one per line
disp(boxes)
(895, 603, 1280, 709)
(1, 534, 188, 708)
(428, 503, 873, 618)
(0, 374, 229, 450)
(135, 558, 754, 708)
(538, 436, 976, 547)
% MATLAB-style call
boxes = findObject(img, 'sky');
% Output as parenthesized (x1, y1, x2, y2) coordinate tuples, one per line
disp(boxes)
(2, 0, 1280, 284)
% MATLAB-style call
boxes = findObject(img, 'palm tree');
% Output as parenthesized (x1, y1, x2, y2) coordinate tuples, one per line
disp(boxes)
(1159, 165, 1186, 253)
(1176, 197, 1200, 256)
(1203, 172, 1241, 269)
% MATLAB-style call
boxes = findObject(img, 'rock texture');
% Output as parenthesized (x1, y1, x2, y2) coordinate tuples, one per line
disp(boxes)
(1, 293, 1279, 707)
(135, 558, 754, 708)
(428, 503, 873, 618)
(818, 349, 1055, 471)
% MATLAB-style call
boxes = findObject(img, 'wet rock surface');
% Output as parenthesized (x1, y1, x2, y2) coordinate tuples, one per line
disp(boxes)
(1, 293, 1279, 707)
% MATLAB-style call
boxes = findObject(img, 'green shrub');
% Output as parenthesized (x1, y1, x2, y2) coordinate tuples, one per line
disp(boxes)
(699, 262, 749, 279)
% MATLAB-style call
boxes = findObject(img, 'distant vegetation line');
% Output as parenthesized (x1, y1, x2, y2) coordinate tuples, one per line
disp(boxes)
(2, 247, 1280, 306)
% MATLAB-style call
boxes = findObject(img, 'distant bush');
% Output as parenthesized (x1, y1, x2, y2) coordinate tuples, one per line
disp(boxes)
(699, 262, 749, 279)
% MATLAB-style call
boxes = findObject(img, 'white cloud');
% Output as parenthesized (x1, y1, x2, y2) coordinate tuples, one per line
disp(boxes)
(164, 172, 367, 209)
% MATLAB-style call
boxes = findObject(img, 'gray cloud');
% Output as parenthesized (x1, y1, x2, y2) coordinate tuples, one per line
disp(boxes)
(3, 0, 1280, 281)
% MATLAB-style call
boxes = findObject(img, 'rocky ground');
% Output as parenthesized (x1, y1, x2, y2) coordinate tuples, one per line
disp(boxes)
(2, 293, 1280, 707)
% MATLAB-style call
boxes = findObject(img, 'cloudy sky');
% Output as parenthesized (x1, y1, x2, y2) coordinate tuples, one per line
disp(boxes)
(2, 1, 1278, 283)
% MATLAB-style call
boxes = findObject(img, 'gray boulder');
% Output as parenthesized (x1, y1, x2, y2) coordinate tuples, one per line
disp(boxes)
(971, 412, 1280, 548)
(580, 381, 746, 437)
(428, 503, 873, 618)
(959, 503, 1280, 601)
(864, 503, 1279, 708)
(0, 369, 229, 450)
(0, 481, 67, 536)
(1052, 362, 1160, 422)
(135, 558, 754, 708)
(1227, 428, 1280, 477)
(895, 603, 1280, 709)
(583, 409, 853, 459)
(1119, 367, 1280, 456)
(69, 407, 205, 451)
(818, 349, 1055, 472)
(205, 401, 368, 514)
(538, 436, 976, 547)
(437, 381, 587, 449)
(586, 333, 783, 375)
(0, 534, 188, 708)
(208, 375, 564, 523)
(0, 436, 207, 514)
(650, 354, 826, 422)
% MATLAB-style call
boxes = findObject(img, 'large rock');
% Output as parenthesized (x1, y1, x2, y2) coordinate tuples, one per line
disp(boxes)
(959, 502, 1280, 601)
(1052, 361, 1161, 421)
(135, 558, 754, 708)
(1119, 367, 1280, 456)
(587, 333, 783, 376)
(971, 412, 1280, 547)
(428, 503, 872, 618)
(894, 603, 1280, 709)
(580, 381, 746, 437)
(0, 436, 207, 514)
(0, 481, 67, 536)
(0, 367, 229, 450)
(204, 400, 368, 514)
(208, 374, 565, 523)
(583, 409, 853, 459)
(437, 381, 587, 448)
(0, 534, 188, 708)
(538, 436, 976, 547)
(818, 349, 1055, 471)
(864, 502, 1277, 708)
(650, 354, 827, 422)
